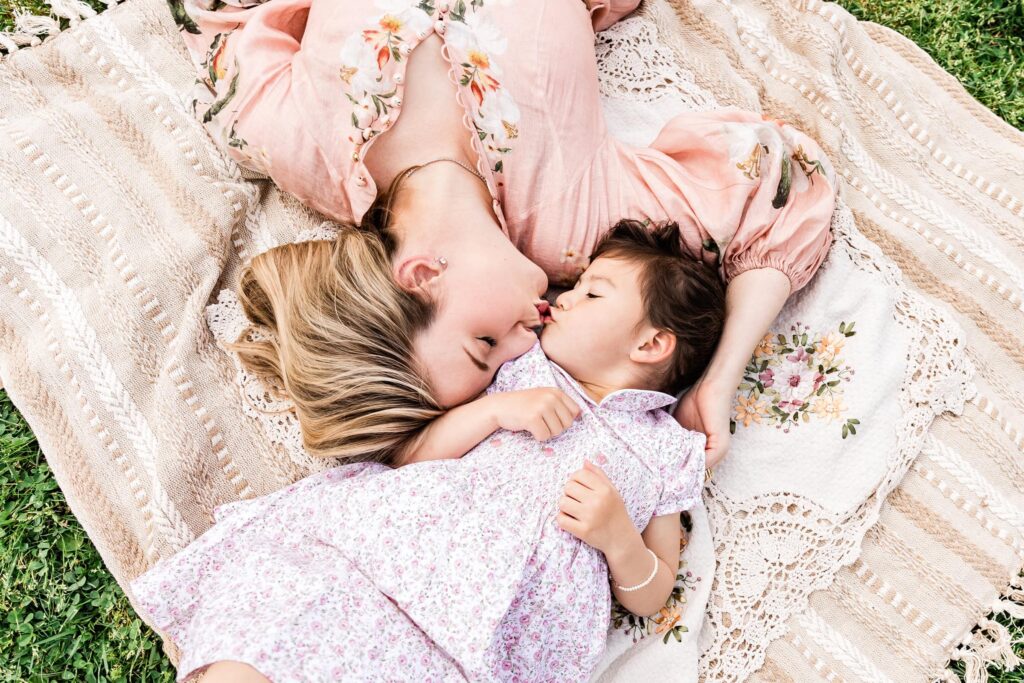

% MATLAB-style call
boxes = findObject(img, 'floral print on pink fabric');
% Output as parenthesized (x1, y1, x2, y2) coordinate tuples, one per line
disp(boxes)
(129, 341, 706, 682)
(338, 0, 521, 174)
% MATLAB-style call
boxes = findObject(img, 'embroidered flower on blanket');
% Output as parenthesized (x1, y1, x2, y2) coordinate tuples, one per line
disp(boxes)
(731, 321, 860, 438)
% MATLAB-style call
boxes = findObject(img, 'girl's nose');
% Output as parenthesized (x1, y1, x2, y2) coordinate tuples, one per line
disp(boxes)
(554, 291, 570, 310)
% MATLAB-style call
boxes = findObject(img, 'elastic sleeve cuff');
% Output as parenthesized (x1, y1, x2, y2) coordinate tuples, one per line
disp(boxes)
(723, 254, 802, 294)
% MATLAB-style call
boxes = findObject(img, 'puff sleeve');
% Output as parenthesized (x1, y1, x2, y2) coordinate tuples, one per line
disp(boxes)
(647, 105, 839, 294)
(173, 0, 357, 223)
(651, 427, 707, 517)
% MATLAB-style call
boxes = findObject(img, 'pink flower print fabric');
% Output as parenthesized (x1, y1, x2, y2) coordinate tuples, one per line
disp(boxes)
(129, 341, 706, 682)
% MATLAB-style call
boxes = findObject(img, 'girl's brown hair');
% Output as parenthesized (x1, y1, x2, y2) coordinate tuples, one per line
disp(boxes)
(226, 166, 444, 466)
(590, 219, 727, 395)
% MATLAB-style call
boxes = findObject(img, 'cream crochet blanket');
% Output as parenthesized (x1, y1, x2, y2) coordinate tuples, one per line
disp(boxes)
(1, 0, 1022, 681)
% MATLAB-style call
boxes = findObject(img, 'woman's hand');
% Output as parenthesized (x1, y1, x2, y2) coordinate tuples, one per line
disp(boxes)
(556, 460, 637, 556)
(673, 374, 736, 470)
(490, 388, 581, 441)
(677, 266, 792, 471)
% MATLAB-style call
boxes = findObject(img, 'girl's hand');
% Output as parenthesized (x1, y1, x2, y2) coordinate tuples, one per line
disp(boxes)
(673, 374, 734, 470)
(490, 388, 581, 441)
(556, 460, 637, 556)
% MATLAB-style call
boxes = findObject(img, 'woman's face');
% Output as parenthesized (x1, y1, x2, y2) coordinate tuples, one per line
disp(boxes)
(412, 236, 550, 407)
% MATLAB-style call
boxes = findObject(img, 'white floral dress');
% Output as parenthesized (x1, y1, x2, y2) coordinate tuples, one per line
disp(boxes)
(129, 341, 706, 682)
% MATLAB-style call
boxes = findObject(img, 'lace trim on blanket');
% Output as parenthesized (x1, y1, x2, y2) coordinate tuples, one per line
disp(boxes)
(204, 224, 340, 474)
(595, 17, 718, 110)
(596, 13, 976, 681)
(698, 198, 976, 681)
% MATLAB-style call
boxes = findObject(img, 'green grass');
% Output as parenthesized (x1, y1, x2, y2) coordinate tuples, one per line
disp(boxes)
(837, 0, 1024, 130)
(0, 0, 1022, 680)
(0, 392, 176, 682)
(0, 0, 109, 35)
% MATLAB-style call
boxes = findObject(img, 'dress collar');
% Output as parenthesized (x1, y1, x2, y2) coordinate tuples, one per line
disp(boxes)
(517, 342, 677, 412)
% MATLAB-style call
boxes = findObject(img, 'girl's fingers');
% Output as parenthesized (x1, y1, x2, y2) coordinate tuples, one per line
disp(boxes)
(539, 412, 561, 440)
(563, 480, 589, 502)
(583, 460, 610, 480)
(529, 417, 552, 441)
(558, 495, 584, 516)
(560, 392, 582, 418)
(556, 511, 580, 534)
(572, 466, 603, 489)
(552, 402, 575, 433)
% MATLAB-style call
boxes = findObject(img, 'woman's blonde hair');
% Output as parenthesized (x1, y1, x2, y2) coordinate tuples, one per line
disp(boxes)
(225, 166, 443, 465)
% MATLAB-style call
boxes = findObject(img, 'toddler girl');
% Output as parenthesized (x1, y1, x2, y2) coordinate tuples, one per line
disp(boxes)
(129, 219, 726, 682)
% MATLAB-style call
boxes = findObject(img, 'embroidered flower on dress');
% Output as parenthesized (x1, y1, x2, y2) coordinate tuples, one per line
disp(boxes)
(722, 119, 832, 209)
(730, 321, 860, 437)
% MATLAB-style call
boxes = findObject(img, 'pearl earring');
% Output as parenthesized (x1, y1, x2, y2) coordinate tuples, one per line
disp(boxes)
(435, 256, 448, 269)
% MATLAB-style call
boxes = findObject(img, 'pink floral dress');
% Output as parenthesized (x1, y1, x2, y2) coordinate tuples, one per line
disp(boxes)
(128, 341, 707, 681)
(170, 0, 838, 292)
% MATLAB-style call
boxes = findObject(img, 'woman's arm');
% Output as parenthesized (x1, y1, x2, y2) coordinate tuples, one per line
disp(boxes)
(707, 267, 790, 388)
(673, 267, 791, 468)
(396, 387, 581, 466)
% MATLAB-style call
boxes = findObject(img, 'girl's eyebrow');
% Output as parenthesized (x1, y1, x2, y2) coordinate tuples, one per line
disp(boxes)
(463, 347, 489, 372)
(583, 274, 616, 288)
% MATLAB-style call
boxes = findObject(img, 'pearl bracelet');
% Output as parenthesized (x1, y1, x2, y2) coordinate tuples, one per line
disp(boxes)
(614, 548, 659, 592)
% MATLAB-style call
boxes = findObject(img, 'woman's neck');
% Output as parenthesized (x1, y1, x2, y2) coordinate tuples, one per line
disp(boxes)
(390, 158, 499, 254)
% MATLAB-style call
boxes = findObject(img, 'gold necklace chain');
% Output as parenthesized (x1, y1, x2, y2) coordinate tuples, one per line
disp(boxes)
(410, 156, 487, 184)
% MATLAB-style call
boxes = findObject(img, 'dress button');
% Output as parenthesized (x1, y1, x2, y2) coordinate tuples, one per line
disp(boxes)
(352, 151, 360, 162)
(355, 175, 367, 187)
(394, 72, 404, 84)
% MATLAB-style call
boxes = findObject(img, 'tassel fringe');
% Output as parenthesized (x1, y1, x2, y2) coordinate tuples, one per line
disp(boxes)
(1, 0, 125, 55)
(938, 573, 1024, 683)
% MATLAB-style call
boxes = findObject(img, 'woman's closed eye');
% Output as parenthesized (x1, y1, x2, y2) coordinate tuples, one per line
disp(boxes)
(477, 336, 498, 348)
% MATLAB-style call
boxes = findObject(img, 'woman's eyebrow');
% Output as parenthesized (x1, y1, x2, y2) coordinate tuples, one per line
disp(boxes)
(463, 347, 489, 372)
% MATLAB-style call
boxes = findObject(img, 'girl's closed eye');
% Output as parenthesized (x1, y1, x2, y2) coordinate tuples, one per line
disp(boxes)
(478, 336, 498, 348)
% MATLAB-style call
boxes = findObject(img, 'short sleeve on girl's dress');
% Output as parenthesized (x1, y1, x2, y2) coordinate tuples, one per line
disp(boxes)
(651, 427, 707, 517)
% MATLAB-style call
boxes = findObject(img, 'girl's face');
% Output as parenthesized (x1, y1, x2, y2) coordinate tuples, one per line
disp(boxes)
(412, 234, 550, 407)
(540, 256, 648, 384)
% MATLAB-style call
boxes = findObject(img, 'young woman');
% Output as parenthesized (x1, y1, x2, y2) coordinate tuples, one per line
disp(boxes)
(170, 0, 837, 530)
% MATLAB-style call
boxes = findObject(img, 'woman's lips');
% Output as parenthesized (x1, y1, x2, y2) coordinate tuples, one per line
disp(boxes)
(535, 300, 553, 324)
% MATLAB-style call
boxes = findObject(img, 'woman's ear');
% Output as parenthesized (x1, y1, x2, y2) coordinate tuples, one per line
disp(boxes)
(394, 256, 446, 294)
(629, 328, 676, 366)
